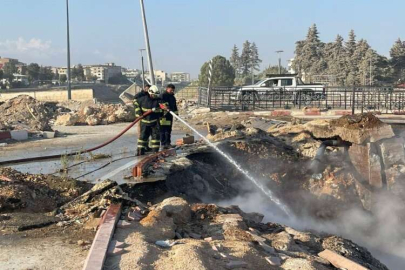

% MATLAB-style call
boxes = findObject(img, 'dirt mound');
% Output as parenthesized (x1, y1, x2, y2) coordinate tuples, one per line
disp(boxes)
(0, 95, 55, 131)
(331, 113, 384, 130)
(0, 167, 91, 213)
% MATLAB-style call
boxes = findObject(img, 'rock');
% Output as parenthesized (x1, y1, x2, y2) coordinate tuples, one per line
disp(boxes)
(265, 256, 282, 266)
(155, 197, 191, 225)
(215, 214, 247, 230)
(114, 106, 135, 121)
(380, 137, 405, 168)
(140, 209, 176, 241)
(226, 260, 248, 269)
(268, 231, 293, 251)
(258, 242, 277, 254)
(223, 227, 253, 242)
(86, 115, 100, 126)
(83, 106, 94, 116)
(204, 235, 225, 242)
(242, 212, 264, 224)
(55, 114, 78, 126)
(281, 258, 330, 270)
(107, 114, 117, 123)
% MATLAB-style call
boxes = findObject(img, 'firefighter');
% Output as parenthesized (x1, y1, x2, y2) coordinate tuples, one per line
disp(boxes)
(134, 84, 151, 150)
(134, 85, 167, 156)
(160, 84, 178, 149)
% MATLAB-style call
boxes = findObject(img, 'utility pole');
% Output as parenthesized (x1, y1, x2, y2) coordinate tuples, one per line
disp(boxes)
(139, 0, 155, 86)
(370, 58, 372, 86)
(139, 49, 146, 90)
(275, 50, 284, 74)
(66, 0, 72, 100)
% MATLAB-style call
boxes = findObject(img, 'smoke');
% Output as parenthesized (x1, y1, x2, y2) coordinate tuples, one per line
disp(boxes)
(216, 188, 405, 270)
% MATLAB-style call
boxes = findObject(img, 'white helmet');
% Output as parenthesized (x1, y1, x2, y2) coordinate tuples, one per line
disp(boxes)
(148, 85, 159, 97)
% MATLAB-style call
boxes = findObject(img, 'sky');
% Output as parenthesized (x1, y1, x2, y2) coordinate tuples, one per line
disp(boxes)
(0, 0, 404, 79)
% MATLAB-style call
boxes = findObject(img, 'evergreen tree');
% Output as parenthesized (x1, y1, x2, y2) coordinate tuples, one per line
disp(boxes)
(293, 24, 325, 81)
(250, 42, 262, 71)
(324, 35, 347, 85)
(198, 55, 235, 87)
(230, 45, 241, 76)
(259, 65, 288, 79)
(390, 38, 405, 82)
(240, 40, 252, 76)
(345, 30, 358, 85)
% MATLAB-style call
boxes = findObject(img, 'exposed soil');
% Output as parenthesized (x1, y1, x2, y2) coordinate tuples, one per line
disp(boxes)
(331, 112, 384, 130)
(0, 167, 92, 213)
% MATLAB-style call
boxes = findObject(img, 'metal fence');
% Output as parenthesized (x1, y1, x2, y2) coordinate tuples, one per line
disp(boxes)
(197, 86, 405, 113)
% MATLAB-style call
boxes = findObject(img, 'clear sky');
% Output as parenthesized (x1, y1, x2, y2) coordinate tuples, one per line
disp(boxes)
(1, 0, 404, 78)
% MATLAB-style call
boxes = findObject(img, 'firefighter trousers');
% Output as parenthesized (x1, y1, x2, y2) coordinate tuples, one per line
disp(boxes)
(160, 124, 173, 146)
(137, 122, 160, 153)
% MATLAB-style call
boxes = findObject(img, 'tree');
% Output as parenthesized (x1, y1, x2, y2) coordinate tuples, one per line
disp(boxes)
(292, 24, 325, 81)
(3, 62, 17, 83)
(198, 55, 235, 87)
(0, 69, 3, 80)
(230, 45, 240, 76)
(60, 74, 67, 83)
(71, 64, 85, 81)
(250, 42, 262, 71)
(390, 38, 405, 82)
(38, 66, 54, 81)
(259, 65, 288, 79)
(27, 63, 40, 82)
(240, 41, 252, 76)
(324, 35, 347, 85)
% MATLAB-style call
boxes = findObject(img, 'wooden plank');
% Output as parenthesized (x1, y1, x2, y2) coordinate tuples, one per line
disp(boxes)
(82, 203, 122, 270)
(318, 249, 369, 270)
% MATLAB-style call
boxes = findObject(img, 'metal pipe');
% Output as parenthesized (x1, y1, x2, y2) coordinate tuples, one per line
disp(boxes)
(66, 0, 72, 100)
(139, 49, 146, 90)
(140, 0, 155, 85)
(309, 139, 351, 174)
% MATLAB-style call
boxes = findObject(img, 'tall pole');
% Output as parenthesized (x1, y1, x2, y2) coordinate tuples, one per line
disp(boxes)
(139, 49, 146, 90)
(139, 0, 155, 86)
(66, 0, 72, 100)
(275, 50, 284, 75)
(370, 58, 372, 86)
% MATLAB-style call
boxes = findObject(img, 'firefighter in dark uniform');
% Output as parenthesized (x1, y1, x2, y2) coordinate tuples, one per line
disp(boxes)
(160, 84, 178, 149)
(134, 84, 151, 148)
(134, 85, 167, 156)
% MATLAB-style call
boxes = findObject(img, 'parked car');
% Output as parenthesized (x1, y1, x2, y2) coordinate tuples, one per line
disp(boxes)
(236, 74, 326, 106)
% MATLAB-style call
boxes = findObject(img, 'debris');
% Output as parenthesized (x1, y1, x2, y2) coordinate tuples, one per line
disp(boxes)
(155, 240, 181, 248)
(226, 260, 248, 269)
(265, 256, 282, 266)
(318, 249, 368, 270)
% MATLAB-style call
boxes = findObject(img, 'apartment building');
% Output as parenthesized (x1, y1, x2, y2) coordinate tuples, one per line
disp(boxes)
(170, 72, 190, 82)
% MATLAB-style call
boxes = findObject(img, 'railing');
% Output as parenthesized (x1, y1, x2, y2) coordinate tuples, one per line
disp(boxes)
(175, 86, 199, 101)
(196, 86, 405, 113)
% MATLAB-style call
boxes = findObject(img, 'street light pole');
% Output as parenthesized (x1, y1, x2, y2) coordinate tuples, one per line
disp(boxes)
(66, 0, 72, 100)
(275, 50, 284, 75)
(139, 0, 155, 86)
(139, 49, 146, 90)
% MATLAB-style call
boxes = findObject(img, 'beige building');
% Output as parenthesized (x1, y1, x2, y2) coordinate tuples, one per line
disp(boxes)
(170, 72, 190, 82)
(83, 63, 121, 83)
(144, 70, 168, 84)
(0, 57, 26, 74)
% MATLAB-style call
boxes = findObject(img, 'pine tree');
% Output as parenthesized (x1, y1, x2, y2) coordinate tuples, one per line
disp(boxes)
(240, 40, 252, 76)
(390, 38, 405, 81)
(230, 45, 241, 76)
(250, 42, 262, 71)
(345, 30, 358, 85)
(324, 35, 347, 85)
(293, 24, 324, 81)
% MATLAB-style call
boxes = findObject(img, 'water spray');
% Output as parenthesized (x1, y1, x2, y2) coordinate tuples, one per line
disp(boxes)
(170, 111, 291, 216)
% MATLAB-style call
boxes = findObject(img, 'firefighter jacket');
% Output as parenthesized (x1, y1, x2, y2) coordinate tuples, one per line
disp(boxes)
(134, 94, 166, 126)
(159, 92, 178, 126)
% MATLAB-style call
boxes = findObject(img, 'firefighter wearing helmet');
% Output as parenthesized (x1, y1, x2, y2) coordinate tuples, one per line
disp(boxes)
(134, 85, 168, 156)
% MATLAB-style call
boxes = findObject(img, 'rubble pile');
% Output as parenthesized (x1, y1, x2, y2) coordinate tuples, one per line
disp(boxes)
(106, 196, 388, 270)
(54, 103, 135, 126)
(0, 95, 56, 131)
(0, 167, 91, 213)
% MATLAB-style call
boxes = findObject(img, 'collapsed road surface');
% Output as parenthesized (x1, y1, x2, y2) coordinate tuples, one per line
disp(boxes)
(1, 112, 404, 269)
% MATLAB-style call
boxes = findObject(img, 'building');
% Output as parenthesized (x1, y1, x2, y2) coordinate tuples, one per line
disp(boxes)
(144, 70, 168, 84)
(83, 63, 122, 83)
(170, 72, 190, 82)
(0, 57, 26, 74)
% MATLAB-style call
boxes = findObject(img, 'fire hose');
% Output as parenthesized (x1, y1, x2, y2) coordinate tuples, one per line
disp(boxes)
(0, 111, 153, 166)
